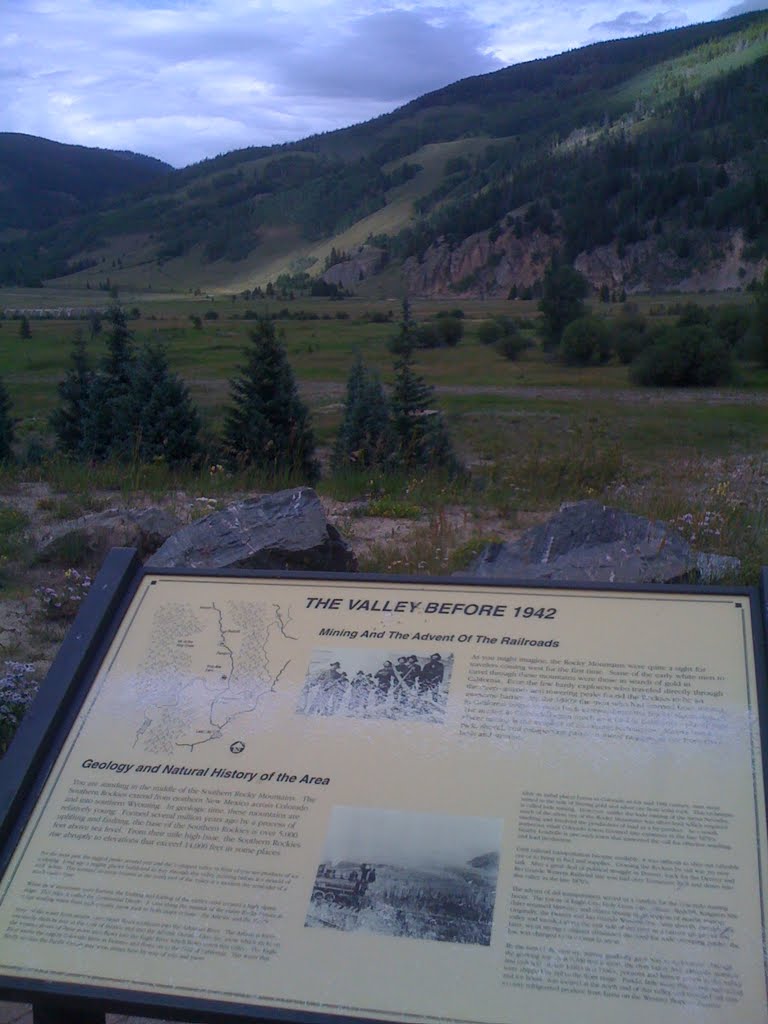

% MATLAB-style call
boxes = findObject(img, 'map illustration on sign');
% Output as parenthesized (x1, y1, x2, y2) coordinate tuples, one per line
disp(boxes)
(132, 598, 296, 753)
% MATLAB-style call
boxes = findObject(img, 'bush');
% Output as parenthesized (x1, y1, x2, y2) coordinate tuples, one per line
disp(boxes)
(559, 316, 611, 366)
(539, 262, 589, 349)
(0, 379, 14, 461)
(477, 319, 504, 346)
(1, 661, 36, 755)
(713, 304, 751, 349)
(495, 330, 528, 361)
(631, 324, 733, 386)
(613, 312, 651, 365)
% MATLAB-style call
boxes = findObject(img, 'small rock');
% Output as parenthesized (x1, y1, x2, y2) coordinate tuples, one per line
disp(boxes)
(147, 487, 357, 572)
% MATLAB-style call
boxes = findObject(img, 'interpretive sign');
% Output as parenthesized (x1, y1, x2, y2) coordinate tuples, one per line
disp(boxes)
(1, 557, 767, 1024)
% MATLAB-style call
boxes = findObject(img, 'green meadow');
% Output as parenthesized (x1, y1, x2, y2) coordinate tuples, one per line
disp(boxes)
(1, 290, 767, 587)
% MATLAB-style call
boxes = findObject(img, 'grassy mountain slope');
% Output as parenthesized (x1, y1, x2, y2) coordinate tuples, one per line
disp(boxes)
(2, 10, 767, 295)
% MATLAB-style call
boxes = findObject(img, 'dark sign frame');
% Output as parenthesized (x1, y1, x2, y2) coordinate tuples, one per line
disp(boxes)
(1, 548, 767, 1024)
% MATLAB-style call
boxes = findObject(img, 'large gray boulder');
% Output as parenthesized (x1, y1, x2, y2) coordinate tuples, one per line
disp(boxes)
(147, 487, 357, 572)
(38, 507, 181, 565)
(466, 501, 739, 584)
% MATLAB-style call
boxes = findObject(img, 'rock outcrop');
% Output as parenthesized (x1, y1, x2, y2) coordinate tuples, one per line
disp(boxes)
(322, 245, 386, 291)
(466, 501, 739, 584)
(147, 487, 357, 572)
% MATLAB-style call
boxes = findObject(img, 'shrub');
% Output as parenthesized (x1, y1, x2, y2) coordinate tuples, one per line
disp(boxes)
(539, 262, 589, 349)
(613, 312, 651, 365)
(713, 304, 751, 349)
(559, 316, 611, 366)
(477, 319, 504, 346)
(1, 661, 36, 755)
(495, 330, 528, 361)
(0, 379, 14, 461)
(35, 568, 93, 620)
(631, 324, 733, 386)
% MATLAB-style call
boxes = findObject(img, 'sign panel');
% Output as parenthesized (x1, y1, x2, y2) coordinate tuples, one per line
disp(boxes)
(1, 573, 767, 1023)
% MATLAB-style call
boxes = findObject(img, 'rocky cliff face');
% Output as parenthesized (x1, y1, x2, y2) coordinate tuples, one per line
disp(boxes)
(400, 224, 765, 298)
(322, 245, 386, 290)
(402, 227, 559, 298)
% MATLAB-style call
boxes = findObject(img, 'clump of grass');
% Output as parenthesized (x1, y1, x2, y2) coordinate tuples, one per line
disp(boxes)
(485, 417, 624, 514)
(0, 507, 31, 585)
(360, 509, 494, 575)
(611, 456, 768, 584)
(36, 494, 109, 520)
(365, 497, 422, 519)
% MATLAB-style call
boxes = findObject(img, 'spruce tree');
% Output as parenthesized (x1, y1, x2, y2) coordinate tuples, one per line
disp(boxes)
(50, 331, 92, 456)
(223, 318, 319, 482)
(332, 354, 392, 471)
(81, 307, 136, 460)
(388, 298, 417, 355)
(0, 379, 14, 462)
(389, 350, 458, 472)
(129, 342, 202, 465)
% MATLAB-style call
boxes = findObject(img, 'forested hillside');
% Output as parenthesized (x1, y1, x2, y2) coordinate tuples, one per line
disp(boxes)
(0, 134, 171, 234)
(1, 10, 767, 294)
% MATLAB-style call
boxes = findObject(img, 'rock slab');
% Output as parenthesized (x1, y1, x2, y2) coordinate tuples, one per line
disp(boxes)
(147, 487, 357, 572)
(38, 507, 181, 565)
(468, 500, 739, 584)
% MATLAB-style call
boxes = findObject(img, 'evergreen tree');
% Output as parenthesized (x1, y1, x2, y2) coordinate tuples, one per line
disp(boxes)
(388, 298, 417, 355)
(50, 331, 92, 456)
(332, 354, 392, 471)
(129, 342, 202, 465)
(389, 350, 458, 472)
(81, 307, 136, 460)
(0, 378, 13, 462)
(223, 319, 319, 482)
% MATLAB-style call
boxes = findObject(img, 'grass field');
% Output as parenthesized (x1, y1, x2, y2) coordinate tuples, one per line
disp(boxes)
(0, 288, 766, 750)
(1, 290, 767, 585)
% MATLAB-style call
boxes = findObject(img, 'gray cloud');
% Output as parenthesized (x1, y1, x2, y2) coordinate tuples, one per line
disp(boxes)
(0, 0, 761, 165)
(722, 0, 768, 13)
(271, 9, 502, 101)
(589, 8, 689, 34)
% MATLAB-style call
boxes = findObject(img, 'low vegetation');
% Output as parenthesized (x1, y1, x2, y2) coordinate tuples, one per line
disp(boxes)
(1, 280, 767, 751)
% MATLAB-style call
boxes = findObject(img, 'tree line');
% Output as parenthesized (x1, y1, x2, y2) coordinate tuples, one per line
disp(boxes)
(0, 305, 459, 481)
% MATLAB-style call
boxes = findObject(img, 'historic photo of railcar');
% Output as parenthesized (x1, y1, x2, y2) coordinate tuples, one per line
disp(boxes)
(296, 648, 453, 723)
(305, 806, 501, 946)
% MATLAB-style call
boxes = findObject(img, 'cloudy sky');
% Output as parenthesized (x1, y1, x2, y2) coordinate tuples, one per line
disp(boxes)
(1, 0, 765, 168)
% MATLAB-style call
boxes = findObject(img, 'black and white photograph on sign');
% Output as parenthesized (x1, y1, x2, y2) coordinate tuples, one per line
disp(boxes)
(305, 806, 501, 946)
(296, 648, 453, 723)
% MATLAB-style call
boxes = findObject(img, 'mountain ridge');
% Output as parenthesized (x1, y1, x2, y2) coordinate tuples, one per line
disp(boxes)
(2, 9, 767, 295)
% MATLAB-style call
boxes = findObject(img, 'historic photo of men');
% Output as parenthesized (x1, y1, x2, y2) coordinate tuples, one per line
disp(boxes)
(305, 805, 501, 945)
(296, 649, 453, 723)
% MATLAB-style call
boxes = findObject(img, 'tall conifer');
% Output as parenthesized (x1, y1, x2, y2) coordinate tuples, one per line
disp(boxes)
(130, 342, 202, 465)
(332, 354, 392, 470)
(50, 331, 92, 456)
(223, 319, 319, 482)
